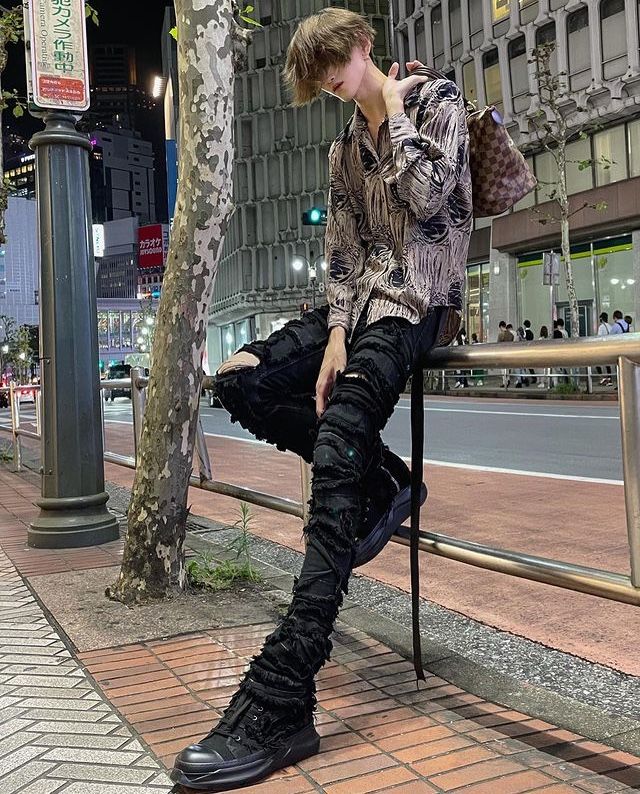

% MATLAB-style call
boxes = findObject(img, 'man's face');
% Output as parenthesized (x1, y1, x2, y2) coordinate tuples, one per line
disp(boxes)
(321, 44, 369, 103)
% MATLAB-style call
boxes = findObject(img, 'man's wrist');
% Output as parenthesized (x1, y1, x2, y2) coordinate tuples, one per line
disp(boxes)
(328, 326, 347, 345)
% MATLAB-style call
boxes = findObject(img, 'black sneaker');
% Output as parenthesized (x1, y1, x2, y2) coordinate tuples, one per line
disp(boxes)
(170, 685, 319, 791)
(354, 448, 427, 568)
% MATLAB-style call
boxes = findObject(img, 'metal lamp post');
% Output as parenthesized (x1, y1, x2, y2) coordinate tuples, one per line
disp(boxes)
(291, 255, 327, 310)
(24, 0, 118, 548)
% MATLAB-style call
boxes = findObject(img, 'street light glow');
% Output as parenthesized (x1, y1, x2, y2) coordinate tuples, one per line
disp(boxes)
(292, 258, 305, 271)
(151, 75, 165, 99)
(145, 316, 154, 325)
(309, 208, 322, 223)
(319, 259, 327, 271)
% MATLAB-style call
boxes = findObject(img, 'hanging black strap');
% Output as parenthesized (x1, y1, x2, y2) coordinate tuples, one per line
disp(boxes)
(409, 361, 426, 686)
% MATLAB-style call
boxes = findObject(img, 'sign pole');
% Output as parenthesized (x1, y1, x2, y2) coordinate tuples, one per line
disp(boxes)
(25, 1, 118, 547)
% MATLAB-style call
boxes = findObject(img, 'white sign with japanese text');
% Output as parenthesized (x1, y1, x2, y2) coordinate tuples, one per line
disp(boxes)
(26, 0, 90, 111)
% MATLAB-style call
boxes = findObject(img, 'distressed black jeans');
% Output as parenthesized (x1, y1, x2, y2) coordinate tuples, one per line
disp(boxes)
(214, 304, 444, 714)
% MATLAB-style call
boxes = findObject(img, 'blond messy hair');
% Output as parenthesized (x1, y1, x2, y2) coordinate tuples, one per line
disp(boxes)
(283, 8, 376, 106)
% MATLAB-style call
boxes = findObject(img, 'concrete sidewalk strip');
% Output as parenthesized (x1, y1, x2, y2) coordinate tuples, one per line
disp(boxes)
(0, 549, 172, 793)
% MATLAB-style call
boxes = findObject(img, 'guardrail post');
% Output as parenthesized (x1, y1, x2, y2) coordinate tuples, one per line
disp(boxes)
(586, 366, 593, 395)
(35, 388, 42, 436)
(9, 381, 21, 472)
(195, 414, 212, 481)
(300, 459, 312, 524)
(617, 356, 640, 588)
(130, 367, 146, 466)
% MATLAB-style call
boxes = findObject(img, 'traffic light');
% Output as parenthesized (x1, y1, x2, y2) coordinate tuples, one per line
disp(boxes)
(302, 206, 327, 226)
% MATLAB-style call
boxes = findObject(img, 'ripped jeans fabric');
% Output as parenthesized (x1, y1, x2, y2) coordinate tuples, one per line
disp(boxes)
(213, 303, 443, 712)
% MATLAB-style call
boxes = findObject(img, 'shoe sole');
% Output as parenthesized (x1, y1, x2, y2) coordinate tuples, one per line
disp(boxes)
(169, 724, 320, 791)
(354, 483, 427, 568)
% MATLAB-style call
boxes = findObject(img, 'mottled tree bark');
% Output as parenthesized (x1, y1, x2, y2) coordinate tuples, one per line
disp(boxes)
(108, 0, 249, 604)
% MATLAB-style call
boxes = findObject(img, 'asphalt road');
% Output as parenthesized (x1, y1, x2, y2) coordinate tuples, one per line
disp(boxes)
(91, 396, 623, 483)
(1, 396, 622, 481)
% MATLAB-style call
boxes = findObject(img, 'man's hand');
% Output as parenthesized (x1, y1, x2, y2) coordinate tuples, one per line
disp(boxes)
(315, 330, 347, 418)
(382, 61, 430, 116)
(406, 60, 426, 73)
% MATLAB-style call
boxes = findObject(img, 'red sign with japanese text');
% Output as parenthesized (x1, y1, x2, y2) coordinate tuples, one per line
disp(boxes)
(138, 224, 165, 269)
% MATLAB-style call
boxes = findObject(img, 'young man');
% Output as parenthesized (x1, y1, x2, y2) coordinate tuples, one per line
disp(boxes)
(597, 312, 613, 385)
(610, 309, 630, 334)
(171, 7, 472, 791)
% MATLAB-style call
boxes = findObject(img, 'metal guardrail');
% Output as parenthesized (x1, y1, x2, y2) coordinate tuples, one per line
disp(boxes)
(412, 334, 640, 605)
(2, 333, 640, 609)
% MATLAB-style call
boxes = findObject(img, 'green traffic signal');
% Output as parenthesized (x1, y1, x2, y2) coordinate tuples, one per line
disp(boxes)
(302, 206, 327, 226)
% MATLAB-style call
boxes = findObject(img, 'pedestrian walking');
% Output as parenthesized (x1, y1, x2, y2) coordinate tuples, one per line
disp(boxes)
(170, 8, 473, 791)
(454, 326, 469, 388)
(610, 309, 630, 334)
(596, 312, 613, 386)
(523, 319, 536, 383)
(537, 325, 549, 388)
(625, 314, 634, 333)
(497, 321, 513, 387)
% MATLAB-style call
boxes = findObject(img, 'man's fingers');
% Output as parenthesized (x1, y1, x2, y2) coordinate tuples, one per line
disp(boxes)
(406, 60, 425, 72)
(387, 61, 400, 79)
(315, 378, 329, 418)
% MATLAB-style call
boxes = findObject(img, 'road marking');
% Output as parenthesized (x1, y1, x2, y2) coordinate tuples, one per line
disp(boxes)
(395, 404, 618, 420)
(164, 429, 622, 486)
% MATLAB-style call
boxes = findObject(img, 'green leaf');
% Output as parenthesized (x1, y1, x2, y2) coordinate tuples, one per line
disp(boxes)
(169, 25, 178, 40)
(12, 105, 23, 118)
(244, 4, 254, 12)
(240, 14, 261, 26)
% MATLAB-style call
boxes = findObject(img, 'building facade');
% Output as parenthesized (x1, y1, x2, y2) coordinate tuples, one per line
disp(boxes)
(396, 0, 640, 339)
(205, 0, 393, 370)
(0, 197, 39, 328)
(90, 126, 157, 225)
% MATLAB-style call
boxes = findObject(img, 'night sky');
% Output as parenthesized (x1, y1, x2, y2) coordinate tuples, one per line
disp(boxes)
(4, 1, 170, 141)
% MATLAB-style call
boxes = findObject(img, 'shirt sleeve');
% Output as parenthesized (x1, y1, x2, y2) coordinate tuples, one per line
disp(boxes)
(385, 80, 466, 220)
(324, 141, 366, 332)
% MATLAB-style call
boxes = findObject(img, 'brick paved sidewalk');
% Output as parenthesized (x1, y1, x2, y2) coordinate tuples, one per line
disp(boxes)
(2, 464, 640, 793)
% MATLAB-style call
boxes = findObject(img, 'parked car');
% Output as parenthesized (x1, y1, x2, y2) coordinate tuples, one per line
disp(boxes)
(104, 363, 131, 401)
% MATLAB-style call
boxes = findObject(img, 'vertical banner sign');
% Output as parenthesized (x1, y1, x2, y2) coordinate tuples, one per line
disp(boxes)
(26, 0, 90, 112)
(138, 224, 166, 269)
(542, 251, 560, 286)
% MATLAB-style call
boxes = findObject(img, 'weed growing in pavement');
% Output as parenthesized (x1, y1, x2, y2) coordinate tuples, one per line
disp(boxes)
(552, 381, 581, 395)
(186, 502, 263, 591)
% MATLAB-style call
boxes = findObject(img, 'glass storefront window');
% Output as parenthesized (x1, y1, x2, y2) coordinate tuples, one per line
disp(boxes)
(108, 311, 121, 349)
(567, 7, 591, 91)
(462, 60, 477, 106)
(483, 49, 503, 115)
(534, 150, 556, 202)
(566, 137, 593, 195)
(517, 237, 634, 337)
(628, 119, 640, 177)
(122, 311, 132, 349)
(431, 5, 443, 65)
(98, 311, 108, 350)
(509, 36, 528, 114)
(594, 126, 628, 186)
(594, 239, 634, 319)
(465, 262, 490, 341)
(222, 324, 236, 360)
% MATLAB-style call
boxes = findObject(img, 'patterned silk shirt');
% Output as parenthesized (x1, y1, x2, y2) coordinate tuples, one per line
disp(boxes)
(324, 77, 473, 344)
